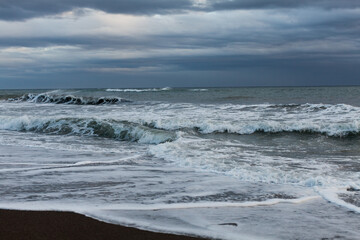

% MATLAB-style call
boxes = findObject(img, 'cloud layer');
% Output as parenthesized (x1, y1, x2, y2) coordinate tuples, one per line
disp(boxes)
(0, 0, 193, 20)
(2, 0, 360, 21)
(0, 1, 359, 88)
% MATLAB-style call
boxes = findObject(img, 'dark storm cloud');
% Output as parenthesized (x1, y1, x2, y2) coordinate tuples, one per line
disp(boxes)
(0, 9, 358, 53)
(2, 52, 359, 89)
(0, 1, 359, 88)
(209, 0, 360, 10)
(0, 0, 192, 20)
(1, 0, 360, 21)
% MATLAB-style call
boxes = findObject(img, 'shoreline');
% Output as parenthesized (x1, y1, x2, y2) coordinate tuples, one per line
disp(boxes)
(0, 209, 210, 240)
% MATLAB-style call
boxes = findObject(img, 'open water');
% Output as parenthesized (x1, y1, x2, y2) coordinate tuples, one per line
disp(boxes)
(0, 87, 359, 239)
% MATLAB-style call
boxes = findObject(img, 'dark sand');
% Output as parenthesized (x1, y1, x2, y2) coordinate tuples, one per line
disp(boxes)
(0, 209, 210, 240)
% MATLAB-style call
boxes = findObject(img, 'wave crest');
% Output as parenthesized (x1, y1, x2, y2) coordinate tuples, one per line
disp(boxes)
(0, 116, 175, 144)
(142, 119, 360, 138)
(106, 87, 172, 92)
(8, 93, 131, 105)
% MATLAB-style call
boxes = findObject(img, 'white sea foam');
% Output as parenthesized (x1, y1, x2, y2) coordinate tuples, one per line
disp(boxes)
(149, 136, 333, 186)
(316, 187, 360, 213)
(188, 89, 209, 92)
(9, 93, 130, 105)
(6, 94, 360, 137)
(0, 196, 319, 212)
(106, 87, 172, 92)
(72, 155, 141, 166)
(94, 196, 322, 210)
(136, 103, 360, 137)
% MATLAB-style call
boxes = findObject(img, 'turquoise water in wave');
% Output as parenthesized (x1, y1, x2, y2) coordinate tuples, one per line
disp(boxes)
(0, 87, 359, 240)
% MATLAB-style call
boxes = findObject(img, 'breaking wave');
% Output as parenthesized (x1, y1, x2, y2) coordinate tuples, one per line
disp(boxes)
(188, 89, 209, 92)
(193, 122, 360, 137)
(138, 103, 360, 138)
(8, 93, 131, 105)
(142, 121, 360, 138)
(106, 87, 172, 92)
(0, 116, 175, 144)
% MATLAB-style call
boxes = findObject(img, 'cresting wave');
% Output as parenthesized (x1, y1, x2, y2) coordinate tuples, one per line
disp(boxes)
(199, 123, 360, 137)
(4, 97, 360, 137)
(143, 120, 360, 137)
(8, 93, 131, 105)
(106, 87, 172, 92)
(132, 102, 360, 137)
(0, 116, 175, 144)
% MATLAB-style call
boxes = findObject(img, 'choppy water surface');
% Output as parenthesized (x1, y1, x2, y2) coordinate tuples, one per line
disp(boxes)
(0, 87, 360, 240)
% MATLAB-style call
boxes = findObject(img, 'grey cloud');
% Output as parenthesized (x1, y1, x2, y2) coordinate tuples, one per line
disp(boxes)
(0, 1, 359, 88)
(0, 0, 192, 20)
(2, 52, 359, 89)
(1, 0, 360, 21)
(209, 0, 360, 10)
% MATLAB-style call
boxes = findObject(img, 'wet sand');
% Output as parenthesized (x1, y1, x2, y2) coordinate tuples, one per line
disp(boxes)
(0, 209, 210, 240)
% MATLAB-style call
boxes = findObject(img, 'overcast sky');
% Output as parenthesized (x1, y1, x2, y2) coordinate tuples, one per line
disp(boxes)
(0, 0, 359, 88)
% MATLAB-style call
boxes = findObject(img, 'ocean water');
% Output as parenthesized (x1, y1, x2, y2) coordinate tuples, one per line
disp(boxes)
(0, 87, 360, 240)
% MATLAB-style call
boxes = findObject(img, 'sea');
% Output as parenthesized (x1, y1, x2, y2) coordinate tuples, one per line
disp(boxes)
(0, 87, 359, 240)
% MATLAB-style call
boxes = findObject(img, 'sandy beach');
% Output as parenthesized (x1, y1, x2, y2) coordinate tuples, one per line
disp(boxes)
(0, 209, 209, 240)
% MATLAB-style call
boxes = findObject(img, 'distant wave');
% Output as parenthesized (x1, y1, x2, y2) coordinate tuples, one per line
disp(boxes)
(106, 87, 172, 92)
(188, 89, 208, 92)
(0, 116, 175, 144)
(8, 93, 131, 105)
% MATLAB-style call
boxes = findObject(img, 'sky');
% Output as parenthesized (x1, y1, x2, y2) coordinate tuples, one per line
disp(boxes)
(0, 0, 359, 88)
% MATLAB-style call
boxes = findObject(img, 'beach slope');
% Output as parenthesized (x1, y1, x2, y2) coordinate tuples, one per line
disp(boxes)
(0, 210, 209, 240)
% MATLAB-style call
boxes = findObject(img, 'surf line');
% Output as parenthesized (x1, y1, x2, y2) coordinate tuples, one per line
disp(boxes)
(102, 196, 320, 211)
(316, 187, 360, 214)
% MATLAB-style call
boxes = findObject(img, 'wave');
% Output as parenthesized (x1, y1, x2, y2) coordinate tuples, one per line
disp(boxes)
(201, 123, 360, 137)
(0, 116, 175, 144)
(188, 89, 208, 92)
(8, 93, 131, 105)
(138, 103, 360, 138)
(106, 87, 172, 92)
(3, 100, 360, 137)
(143, 120, 360, 138)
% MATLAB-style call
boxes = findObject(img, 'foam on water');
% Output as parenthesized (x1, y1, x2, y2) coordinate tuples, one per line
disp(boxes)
(316, 187, 360, 213)
(72, 155, 142, 166)
(136, 103, 360, 137)
(150, 137, 341, 185)
(8, 93, 131, 105)
(149, 133, 360, 214)
(188, 89, 209, 92)
(0, 196, 320, 211)
(1, 87, 360, 240)
(106, 87, 172, 92)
